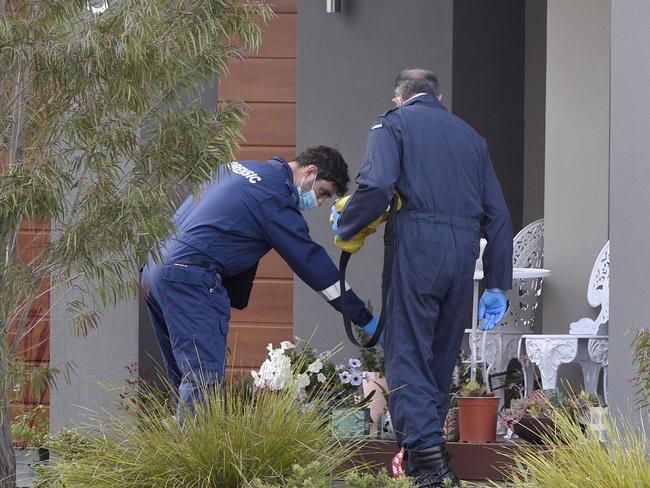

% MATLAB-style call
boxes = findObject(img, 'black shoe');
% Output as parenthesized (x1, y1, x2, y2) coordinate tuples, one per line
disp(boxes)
(412, 467, 462, 488)
(409, 444, 462, 488)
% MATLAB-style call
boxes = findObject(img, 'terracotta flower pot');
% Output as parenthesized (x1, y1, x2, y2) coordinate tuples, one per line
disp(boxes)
(513, 415, 554, 444)
(362, 372, 388, 436)
(457, 396, 499, 443)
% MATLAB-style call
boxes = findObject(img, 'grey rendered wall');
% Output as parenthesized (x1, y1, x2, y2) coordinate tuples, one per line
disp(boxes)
(609, 0, 650, 414)
(542, 0, 610, 340)
(51, 76, 219, 429)
(50, 295, 139, 428)
(295, 0, 454, 355)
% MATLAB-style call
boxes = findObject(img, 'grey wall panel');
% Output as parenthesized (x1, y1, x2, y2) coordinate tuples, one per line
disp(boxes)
(453, 0, 526, 232)
(51, 289, 140, 428)
(295, 0, 454, 356)
(609, 0, 650, 415)
(542, 0, 610, 339)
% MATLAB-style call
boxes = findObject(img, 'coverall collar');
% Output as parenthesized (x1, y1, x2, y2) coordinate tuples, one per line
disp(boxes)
(267, 156, 300, 205)
(402, 92, 447, 111)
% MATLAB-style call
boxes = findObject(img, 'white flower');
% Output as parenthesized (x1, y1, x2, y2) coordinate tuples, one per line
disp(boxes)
(307, 359, 323, 374)
(251, 343, 294, 391)
(280, 341, 295, 350)
(295, 373, 310, 389)
(317, 373, 327, 383)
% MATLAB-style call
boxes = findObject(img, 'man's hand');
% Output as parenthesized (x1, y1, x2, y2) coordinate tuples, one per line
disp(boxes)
(478, 290, 508, 331)
(330, 204, 342, 237)
(362, 315, 384, 347)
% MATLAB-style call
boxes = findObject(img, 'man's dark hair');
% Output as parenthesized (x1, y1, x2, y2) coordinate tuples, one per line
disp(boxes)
(394, 68, 440, 100)
(295, 145, 349, 196)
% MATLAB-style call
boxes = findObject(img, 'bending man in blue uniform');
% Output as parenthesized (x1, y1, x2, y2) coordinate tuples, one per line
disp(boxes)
(141, 146, 378, 413)
(332, 70, 513, 487)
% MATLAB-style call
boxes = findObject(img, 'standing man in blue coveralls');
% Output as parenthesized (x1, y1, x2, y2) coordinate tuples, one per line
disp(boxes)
(141, 146, 379, 413)
(331, 70, 513, 487)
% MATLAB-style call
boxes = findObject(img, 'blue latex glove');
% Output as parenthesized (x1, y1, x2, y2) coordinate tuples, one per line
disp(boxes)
(362, 315, 384, 347)
(478, 290, 508, 331)
(330, 204, 342, 237)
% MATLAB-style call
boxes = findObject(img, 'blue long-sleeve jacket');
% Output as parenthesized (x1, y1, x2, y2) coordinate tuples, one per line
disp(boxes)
(162, 157, 372, 325)
(338, 94, 513, 290)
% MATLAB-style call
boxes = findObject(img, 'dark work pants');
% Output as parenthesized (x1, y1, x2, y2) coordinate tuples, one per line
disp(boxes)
(384, 213, 479, 454)
(141, 260, 230, 413)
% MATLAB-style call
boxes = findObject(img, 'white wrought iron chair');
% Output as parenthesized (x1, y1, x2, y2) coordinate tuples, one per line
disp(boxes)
(518, 241, 609, 404)
(465, 219, 545, 398)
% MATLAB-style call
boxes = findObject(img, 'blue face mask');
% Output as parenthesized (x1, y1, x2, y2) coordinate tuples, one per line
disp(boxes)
(298, 174, 318, 211)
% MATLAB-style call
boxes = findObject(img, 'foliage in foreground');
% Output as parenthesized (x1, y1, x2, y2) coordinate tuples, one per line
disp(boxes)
(495, 404, 650, 487)
(250, 463, 414, 487)
(633, 328, 650, 409)
(34, 379, 381, 487)
(1, 0, 271, 482)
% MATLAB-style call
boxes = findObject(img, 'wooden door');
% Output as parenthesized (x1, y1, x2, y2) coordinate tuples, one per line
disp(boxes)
(219, 0, 297, 377)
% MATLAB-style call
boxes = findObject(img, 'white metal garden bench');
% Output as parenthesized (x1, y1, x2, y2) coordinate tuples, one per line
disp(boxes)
(518, 241, 609, 404)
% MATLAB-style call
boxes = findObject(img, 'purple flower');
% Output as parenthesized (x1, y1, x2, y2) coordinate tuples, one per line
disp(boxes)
(349, 358, 362, 369)
(349, 372, 363, 387)
(335, 364, 344, 372)
(339, 371, 351, 384)
(319, 350, 332, 360)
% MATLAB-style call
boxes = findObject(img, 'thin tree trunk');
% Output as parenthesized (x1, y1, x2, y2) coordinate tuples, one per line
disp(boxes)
(0, 355, 16, 488)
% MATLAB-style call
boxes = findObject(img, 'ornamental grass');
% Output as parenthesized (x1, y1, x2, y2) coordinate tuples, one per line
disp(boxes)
(493, 404, 650, 487)
(35, 377, 368, 487)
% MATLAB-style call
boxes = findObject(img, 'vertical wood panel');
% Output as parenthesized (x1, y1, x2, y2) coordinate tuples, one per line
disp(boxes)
(220, 0, 297, 376)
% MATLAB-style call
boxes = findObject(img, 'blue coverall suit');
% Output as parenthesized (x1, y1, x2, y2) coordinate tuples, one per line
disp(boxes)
(141, 157, 373, 409)
(337, 94, 513, 453)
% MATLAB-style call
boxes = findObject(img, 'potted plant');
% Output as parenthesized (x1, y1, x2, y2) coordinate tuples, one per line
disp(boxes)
(456, 379, 499, 443)
(501, 389, 556, 444)
(330, 359, 371, 439)
(12, 404, 50, 474)
(567, 390, 608, 442)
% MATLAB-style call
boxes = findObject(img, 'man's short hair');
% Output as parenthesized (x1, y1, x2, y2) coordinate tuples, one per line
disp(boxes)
(394, 69, 440, 100)
(295, 145, 349, 196)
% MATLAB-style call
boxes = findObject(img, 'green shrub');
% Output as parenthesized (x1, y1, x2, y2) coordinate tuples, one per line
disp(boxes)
(249, 463, 414, 487)
(36, 379, 368, 487)
(494, 404, 650, 487)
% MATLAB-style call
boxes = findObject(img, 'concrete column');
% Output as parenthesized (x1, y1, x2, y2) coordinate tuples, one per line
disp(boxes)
(608, 0, 650, 415)
(542, 0, 610, 336)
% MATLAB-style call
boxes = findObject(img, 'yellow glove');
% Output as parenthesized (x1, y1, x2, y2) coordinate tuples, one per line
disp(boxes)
(330, 194, 402, 254)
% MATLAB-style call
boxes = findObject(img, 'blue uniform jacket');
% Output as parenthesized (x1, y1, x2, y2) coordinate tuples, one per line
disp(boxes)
(162, 157, 372, 325)
(337, 94, 513, 290)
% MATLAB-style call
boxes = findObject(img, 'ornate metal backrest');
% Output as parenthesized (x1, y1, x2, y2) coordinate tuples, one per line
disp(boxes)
(501, 219, 544, 330)
(588, 241, 609, 328)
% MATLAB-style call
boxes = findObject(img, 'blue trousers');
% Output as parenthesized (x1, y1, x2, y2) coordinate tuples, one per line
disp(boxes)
(384, 214, 479, 452)
(141, 261, 230, 412)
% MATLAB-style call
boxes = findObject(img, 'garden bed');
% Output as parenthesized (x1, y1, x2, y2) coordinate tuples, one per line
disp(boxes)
(349, 438, 547, 482)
